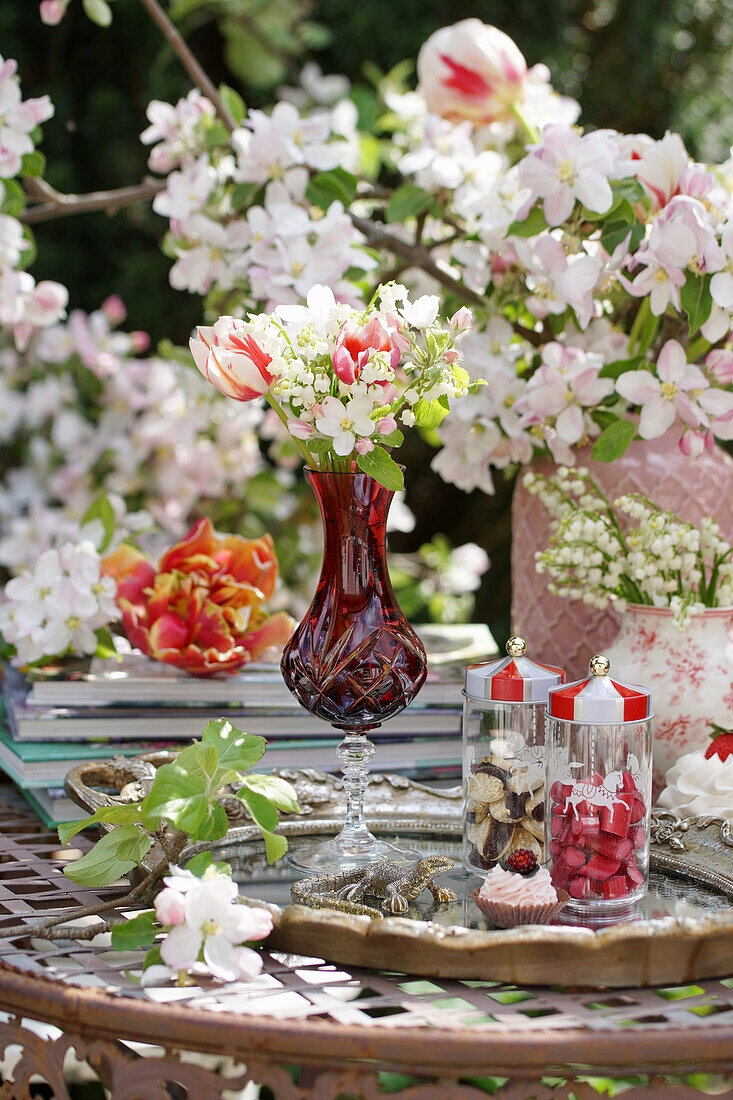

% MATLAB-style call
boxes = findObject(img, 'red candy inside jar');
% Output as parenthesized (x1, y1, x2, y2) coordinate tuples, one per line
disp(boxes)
(545, 655, 653, 918)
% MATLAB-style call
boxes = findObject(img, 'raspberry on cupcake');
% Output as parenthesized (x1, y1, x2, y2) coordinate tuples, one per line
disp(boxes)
(471, 849, 568, 928)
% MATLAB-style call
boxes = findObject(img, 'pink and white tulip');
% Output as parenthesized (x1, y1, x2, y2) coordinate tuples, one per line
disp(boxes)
(416, 19, 527, 124)
(190, 319, 277, 402)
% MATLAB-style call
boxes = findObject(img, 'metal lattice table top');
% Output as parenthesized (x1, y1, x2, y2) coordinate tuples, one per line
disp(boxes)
(2, 783, 733, 1079)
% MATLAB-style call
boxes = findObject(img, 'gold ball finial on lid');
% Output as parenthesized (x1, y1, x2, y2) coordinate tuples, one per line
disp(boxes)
(506, 636, 527, 657)
(589, 654, 611, 677)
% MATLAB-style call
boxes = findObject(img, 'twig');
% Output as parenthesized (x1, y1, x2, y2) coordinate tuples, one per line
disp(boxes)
(25, 921, 111, 942)
(350, 213, 487, 309)
(22, 178, 166, 225)
(0, 831, 186, 941)
(136, 0, 237, 132)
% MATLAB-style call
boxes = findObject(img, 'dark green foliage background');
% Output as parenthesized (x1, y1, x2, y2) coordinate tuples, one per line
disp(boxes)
(3, 0, 732, 641)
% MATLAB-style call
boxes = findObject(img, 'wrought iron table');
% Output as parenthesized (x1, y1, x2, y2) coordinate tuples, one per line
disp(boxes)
(2, 782, 733, 1100)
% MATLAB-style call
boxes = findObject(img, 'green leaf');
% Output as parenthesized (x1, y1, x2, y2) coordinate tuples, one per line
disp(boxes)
(379, 428, 404, 447)
(231, 182, 259, 211)
(83, 0, 112, 25)
(21, 151, 45, 178)
(205, 122, 230, 150)
(82, 495, 116, 551)
(143, 944, 163, 971)
(412, 398, 449, 430)
(1, 180, 25, 218)
(261, 830, 288, 863)
(219, 83, 246, 125)
(385, 183, 433, 224)
(59, 803, 143, 846)
(95, 626, 118, 661)
(240, 774, 299, 814)
(508, 205, 548, 238)
(237, 786, 279, 833)
(600, 219, 644, 255)
(306, 167, 358, 211)
(306, 437, 333, 454)
(185, 850, 213, 877)
(355, 446, 404, 491)
(111, 911, 157, 951)
(194, 799, 229, 843)
(609, 177, 647, 207)
(141, 759, 209, 836)
(591, 418, 636, 463)
(64, 825, 152, 887)
(680, 273, 713, 335)
(599, 355, 648, 380)
(201, 718, 266, 773)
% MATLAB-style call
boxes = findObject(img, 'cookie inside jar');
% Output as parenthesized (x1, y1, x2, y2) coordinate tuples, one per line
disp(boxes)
(462, 638, 565, 876)
(464, 737, 545, 871)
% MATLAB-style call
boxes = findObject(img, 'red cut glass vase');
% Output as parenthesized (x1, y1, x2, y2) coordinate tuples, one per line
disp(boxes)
(281, 468, 427, 872)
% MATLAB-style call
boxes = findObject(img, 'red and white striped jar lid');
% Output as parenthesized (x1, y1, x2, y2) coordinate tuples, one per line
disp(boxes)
(464, 636, 565, 704)
(547, 654, 652, 724)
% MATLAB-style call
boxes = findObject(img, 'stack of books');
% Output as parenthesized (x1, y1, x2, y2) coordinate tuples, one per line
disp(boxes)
(0, 624, 496, 827)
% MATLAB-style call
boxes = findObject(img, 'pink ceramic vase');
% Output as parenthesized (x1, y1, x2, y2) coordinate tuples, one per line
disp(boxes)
(603, 605, 733, 800)
(511, 432, 733, 681)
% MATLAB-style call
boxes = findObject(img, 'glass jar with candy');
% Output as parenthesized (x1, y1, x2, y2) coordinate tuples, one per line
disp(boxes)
(463, 637, 565, 874)
(545, 655, 653, 919)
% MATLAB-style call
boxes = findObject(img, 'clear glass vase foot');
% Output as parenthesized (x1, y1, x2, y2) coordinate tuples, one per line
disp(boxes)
(287, 833, 421, 875)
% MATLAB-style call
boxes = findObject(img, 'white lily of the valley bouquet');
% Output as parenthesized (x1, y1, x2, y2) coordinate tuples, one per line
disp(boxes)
(526, 468, 733, 628)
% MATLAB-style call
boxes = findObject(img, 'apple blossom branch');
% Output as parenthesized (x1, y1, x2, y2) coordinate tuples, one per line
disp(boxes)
(21, 176, 489, 312)
(136, 0, 237, 133)
(0, 830, 187, 943)
(350, 214, 487, 309)
(22, 177, 165, 225)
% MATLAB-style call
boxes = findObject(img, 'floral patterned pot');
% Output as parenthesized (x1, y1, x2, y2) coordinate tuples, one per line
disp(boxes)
(602, 604, 733, 799)
(511, 432, 733, 681)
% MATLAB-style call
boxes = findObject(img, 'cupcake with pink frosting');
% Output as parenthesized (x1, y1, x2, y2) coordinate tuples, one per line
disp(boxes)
(471, 849, 568, 927)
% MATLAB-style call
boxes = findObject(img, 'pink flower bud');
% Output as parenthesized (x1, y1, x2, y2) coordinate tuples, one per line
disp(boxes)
(444, 349, 459, 363)
(449, 307, 472, 332)
(679, 428, 713, 458)
(154, 887, 186, 926)
(40, 1, 68, 25)
(288, 419, 314, 440)
(356, 438, 375, 455)
(706, 349, 733, 386)
(377, 416, 397, 435)
(130, 331, 150, 353)
(102, 294, 126, 325)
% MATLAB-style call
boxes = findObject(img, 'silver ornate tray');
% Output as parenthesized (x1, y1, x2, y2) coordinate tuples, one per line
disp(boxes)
(65, 753, 733, 989)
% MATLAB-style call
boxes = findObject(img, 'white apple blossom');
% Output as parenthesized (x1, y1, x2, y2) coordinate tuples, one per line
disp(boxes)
(158, 873, 272, 983)
(616, 339, 709, 439)
(141, 90, 216, 173)
(152, 157, 216, 221)
(516, 342, 613, 448)
(315, 395, 376, 455)
(0, 540, 119, 666)
(0, 56, 53, 178)
(519, 124, 616, 226)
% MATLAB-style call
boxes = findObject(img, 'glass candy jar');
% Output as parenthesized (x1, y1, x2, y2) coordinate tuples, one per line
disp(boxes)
(463, 637, 565, 874)
(545, 655, 653, 919)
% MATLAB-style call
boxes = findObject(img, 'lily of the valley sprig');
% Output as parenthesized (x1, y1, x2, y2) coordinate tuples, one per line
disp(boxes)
(190, 285, 474, 491)
(526, 467, 733, 628)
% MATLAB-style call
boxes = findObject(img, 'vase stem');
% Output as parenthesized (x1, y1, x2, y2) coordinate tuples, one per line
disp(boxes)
(336, 732, 376, 852)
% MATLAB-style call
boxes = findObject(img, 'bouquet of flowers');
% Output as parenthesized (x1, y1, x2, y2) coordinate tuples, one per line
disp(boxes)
(190, 285, 474, 491)
(525, 467, 733, 627)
